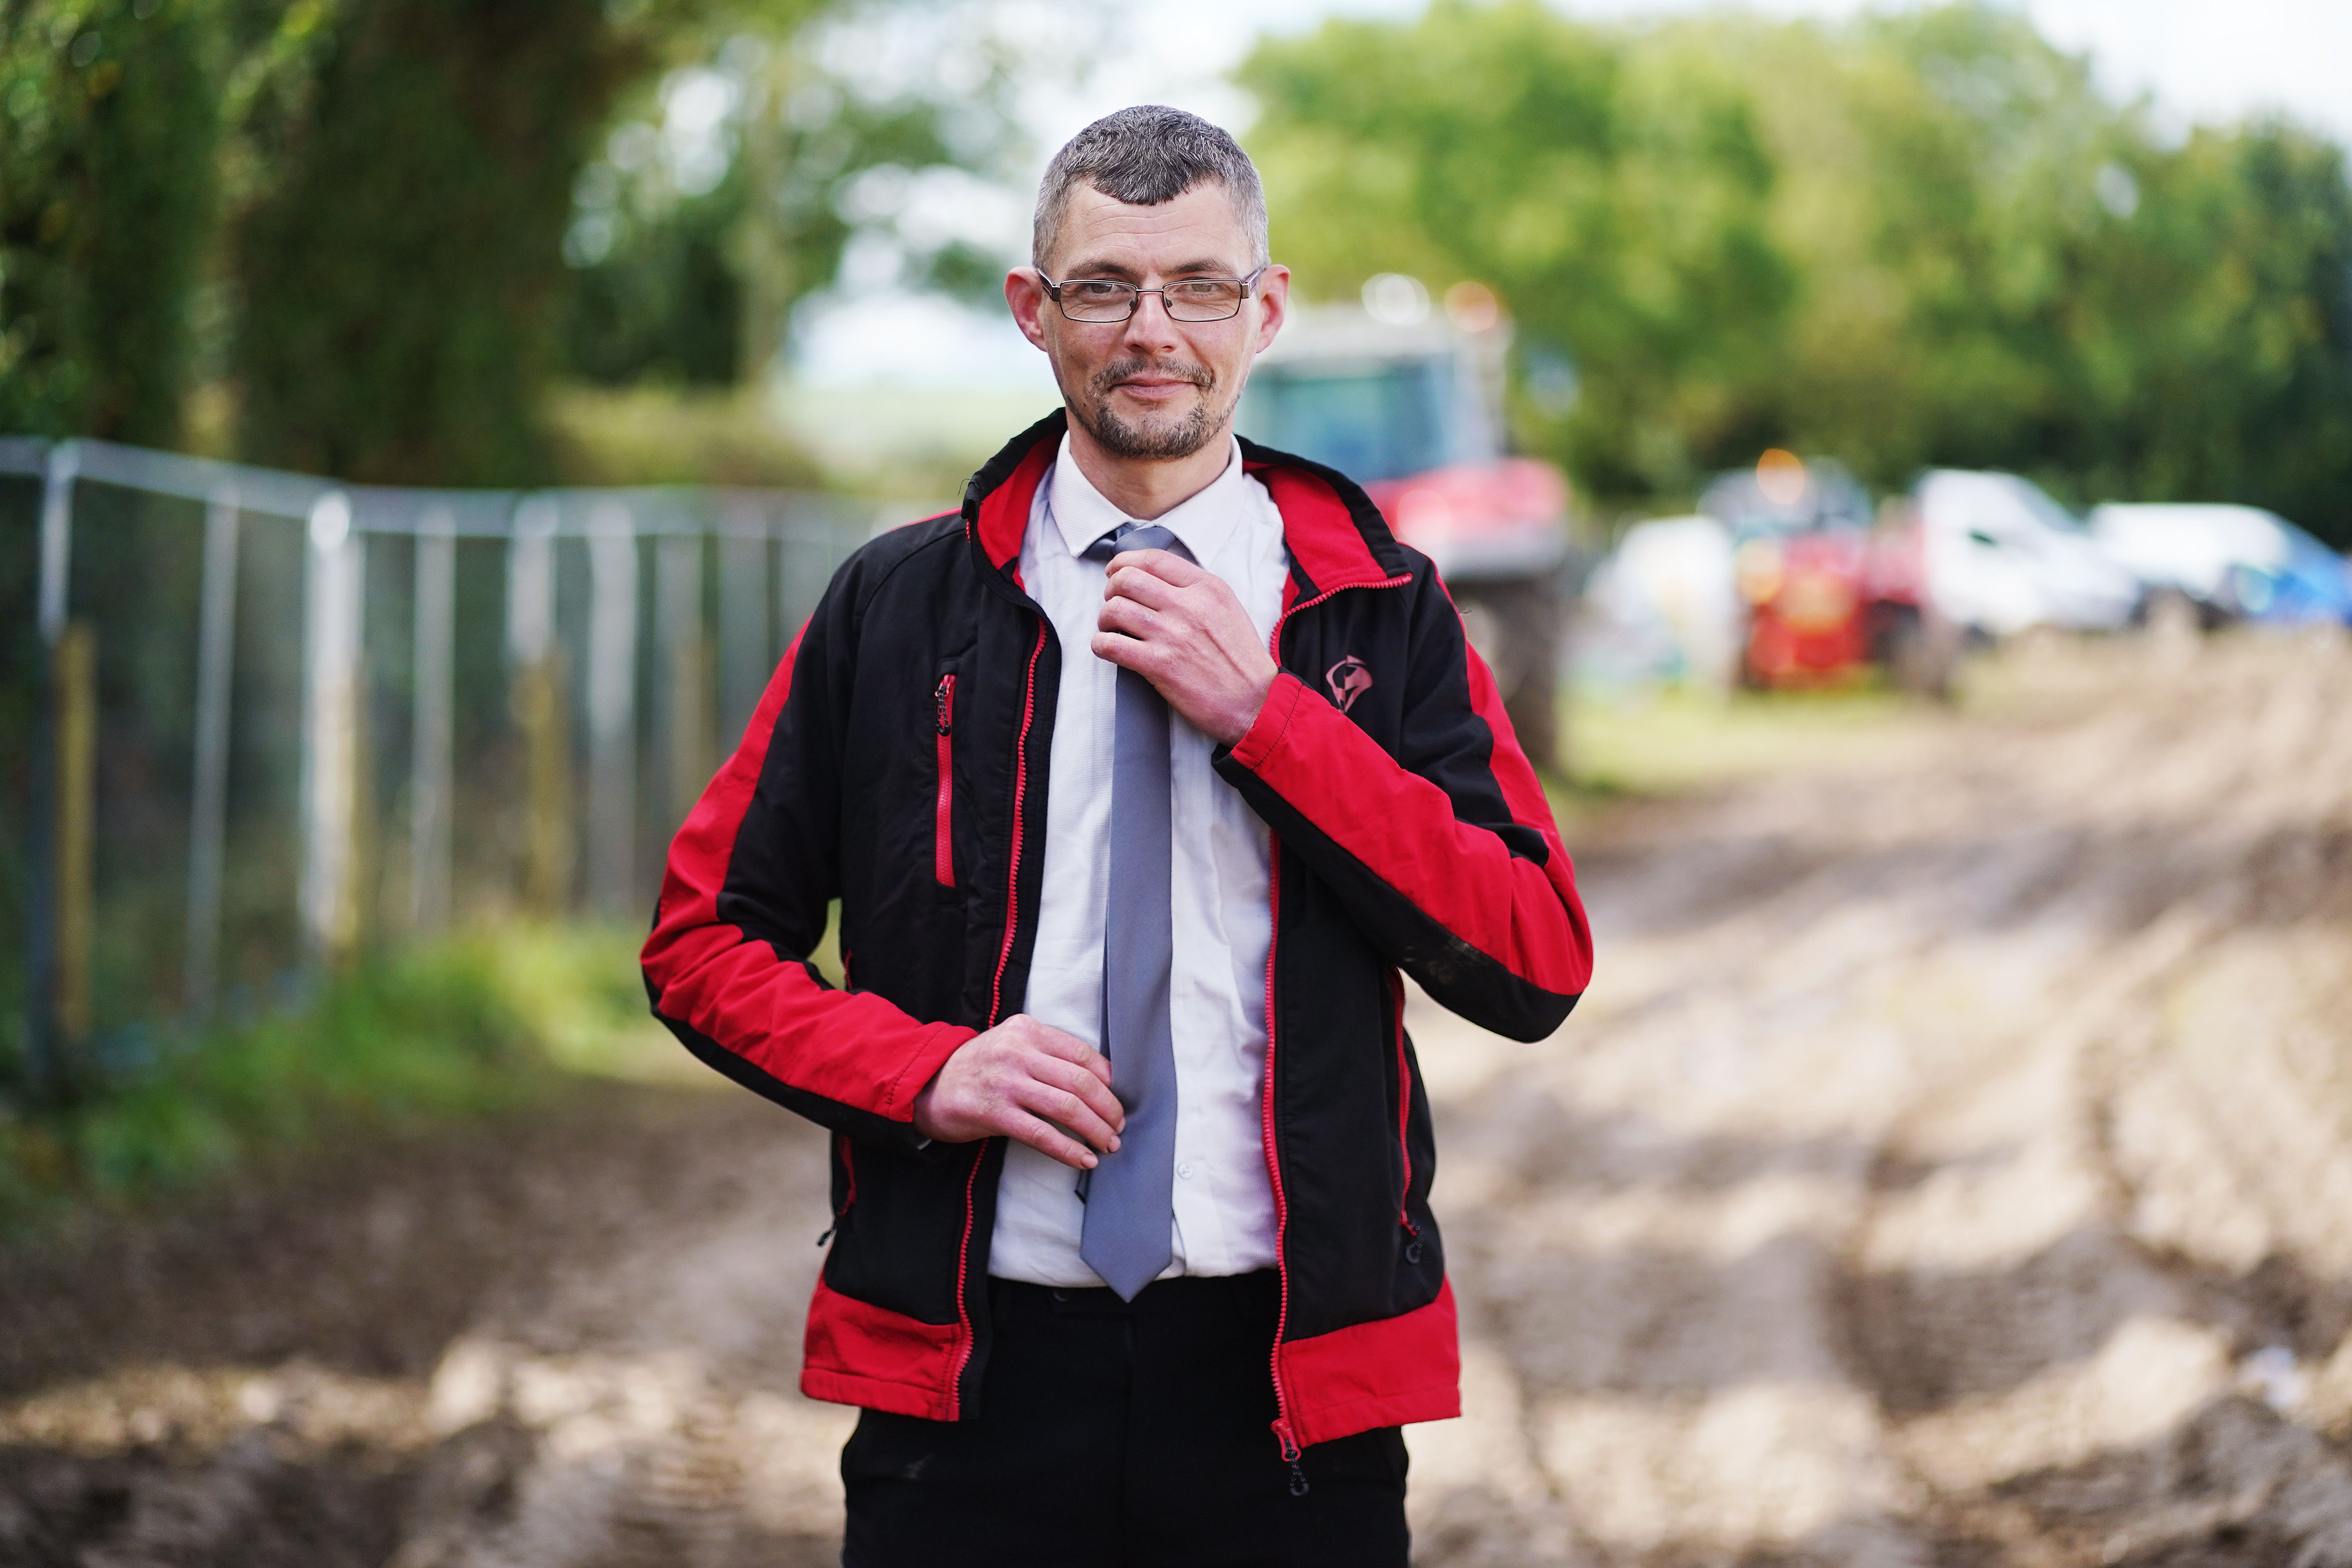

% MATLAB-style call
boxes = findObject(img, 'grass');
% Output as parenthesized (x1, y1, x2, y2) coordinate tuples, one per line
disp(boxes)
(0, 923, 690, 1234)
(1554, 681, 1942, 818)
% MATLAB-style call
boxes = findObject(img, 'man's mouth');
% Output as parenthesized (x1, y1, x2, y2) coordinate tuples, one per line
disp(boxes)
(1094, 359, 1212, 404)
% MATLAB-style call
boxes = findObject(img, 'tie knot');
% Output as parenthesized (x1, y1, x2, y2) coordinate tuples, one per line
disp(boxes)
(1083, 522, 1179, 564)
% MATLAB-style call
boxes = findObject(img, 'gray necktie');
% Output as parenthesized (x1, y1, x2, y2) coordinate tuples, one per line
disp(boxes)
(1077, 522, 1180, 1301)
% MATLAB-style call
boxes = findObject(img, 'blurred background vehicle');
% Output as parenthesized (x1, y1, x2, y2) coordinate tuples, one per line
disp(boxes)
(2091, 501, 2352, 626)
(1698, 452, 1949, 692)
(1239, 285, 1573, 766)
(1579, 514, 1741, 693)
(1911, 468, 2143, 639)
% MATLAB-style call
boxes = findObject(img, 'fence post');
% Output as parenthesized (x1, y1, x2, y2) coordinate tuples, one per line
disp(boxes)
(299, 491, 363, 969)
(23, 441, 77, 1098)
(717, 503, 769, 750)
(184, 486, 240, 1018)
(507, 496, 569, 916)
(586, 503, 638, 920)
(410, 508, 456, 934)
(657, 530, 709, 835)
(53, 621, 96, 1053)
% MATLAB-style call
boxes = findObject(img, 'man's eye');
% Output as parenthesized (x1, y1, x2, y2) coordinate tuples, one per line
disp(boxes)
(1169, 281, 1236, 301)
(1067, 281, 1130, 300)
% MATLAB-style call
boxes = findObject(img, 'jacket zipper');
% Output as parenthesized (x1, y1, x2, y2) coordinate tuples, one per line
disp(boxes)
(817, 1134, 858, 1246)
(1258, 572, 1412, 1488)
(1391, 968, 1418, 1240)
(952, 617, 1047, 1417)
(933, 673, 958, 888)
(1262, 838, 1304, 1491)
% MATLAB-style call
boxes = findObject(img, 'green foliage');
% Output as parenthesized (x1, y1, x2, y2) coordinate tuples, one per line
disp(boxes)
(557, 24, 1024, 392)
(227, 0, 642, 484)
(1242, 0, 1794, 499)
(0, 0, 220, 445)
(1240, 1, 2352, 541)
(0, 924, 680, 1231)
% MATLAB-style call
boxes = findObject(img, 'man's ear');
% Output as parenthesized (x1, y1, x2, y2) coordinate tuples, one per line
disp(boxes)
(1252, 265, 1292, 356)
(1007, 268, 1051, 352)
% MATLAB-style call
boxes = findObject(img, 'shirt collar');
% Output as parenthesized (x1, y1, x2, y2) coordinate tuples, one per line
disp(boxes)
(1046, 430, 1252, 565)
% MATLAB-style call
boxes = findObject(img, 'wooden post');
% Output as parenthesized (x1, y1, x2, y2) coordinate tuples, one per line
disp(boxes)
(508, 498, 570, 916)
(53, 621, 96, 1049)
(410, 510, 456, 934)
(586, 504, 639, 920)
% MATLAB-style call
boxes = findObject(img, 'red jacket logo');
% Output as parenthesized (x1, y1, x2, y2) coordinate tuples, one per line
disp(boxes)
(1326, 655, 1372, 714)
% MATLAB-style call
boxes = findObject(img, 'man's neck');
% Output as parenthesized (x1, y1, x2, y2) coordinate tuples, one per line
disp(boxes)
(1062, 417, 1234, 522)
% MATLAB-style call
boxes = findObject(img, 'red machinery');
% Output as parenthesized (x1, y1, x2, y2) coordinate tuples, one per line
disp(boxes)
(1240, 299, 1573, 764)
(1708, 451, 1943, 692)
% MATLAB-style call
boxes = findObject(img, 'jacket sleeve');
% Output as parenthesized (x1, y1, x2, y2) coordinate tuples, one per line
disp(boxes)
(641, 557, 974, 1153)
(1212, 570, 1592, 1041)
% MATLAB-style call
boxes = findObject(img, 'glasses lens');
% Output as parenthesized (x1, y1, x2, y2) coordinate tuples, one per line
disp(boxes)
(1165, 279, 1246, 321)
(1060, 280, 1136, 321)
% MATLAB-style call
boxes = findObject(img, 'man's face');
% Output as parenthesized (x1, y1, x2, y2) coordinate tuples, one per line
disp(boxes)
(1008, 181, 1289, 463)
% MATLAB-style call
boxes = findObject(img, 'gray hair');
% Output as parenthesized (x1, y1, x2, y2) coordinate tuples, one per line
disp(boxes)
(1032, 105, 1270, 273)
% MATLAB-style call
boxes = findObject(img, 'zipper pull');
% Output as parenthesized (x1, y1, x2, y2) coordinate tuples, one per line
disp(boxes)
(1274, 1423, 1309, 1497)
(934, 673, 955, 735)
(815, 1222, 838, 1247)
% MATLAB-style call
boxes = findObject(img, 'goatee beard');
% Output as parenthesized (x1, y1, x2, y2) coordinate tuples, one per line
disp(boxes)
(1074, 358, 1227, 461)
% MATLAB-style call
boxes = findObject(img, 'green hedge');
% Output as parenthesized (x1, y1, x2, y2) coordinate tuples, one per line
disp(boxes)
(0, 0, 219, 446)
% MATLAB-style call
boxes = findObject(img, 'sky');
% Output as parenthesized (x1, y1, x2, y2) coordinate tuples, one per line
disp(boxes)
(789, 0, 2352, 392)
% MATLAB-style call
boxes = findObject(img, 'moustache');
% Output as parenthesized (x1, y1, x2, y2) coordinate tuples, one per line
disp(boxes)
(1091, 357, 1214, 396)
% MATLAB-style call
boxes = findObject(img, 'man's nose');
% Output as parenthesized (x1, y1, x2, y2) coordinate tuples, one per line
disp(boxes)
(1120, 288, 1183, 349)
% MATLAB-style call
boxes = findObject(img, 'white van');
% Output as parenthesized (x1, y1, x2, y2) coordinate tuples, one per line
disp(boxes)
(1914, 470, 2141, 637)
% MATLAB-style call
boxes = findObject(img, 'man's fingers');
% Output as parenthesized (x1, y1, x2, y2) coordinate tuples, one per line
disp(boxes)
(1036, 1054, 1125, 1132)
(1030, 1029, 1118, 1090)
(1090, 630, 1154, 673)
(1015, 1078, 1122, 1152)
(1106, 546, 1205, 586)
(1103, 563, 1185, 610)
(1005, 1110, 1100, 1171)
(1096, 594, 1165, 640)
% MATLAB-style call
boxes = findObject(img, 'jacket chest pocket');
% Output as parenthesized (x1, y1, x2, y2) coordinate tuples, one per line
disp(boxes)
(932, 670, 958, 889)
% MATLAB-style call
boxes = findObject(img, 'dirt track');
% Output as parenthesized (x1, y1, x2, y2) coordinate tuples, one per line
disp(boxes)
(6, 625, 2352, 1566)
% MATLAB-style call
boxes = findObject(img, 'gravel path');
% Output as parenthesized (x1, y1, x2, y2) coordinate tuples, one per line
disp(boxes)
(6, 627, 2351, 1566)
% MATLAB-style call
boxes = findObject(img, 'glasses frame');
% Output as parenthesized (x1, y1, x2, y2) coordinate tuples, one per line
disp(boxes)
(1039, 265, 1272, 323)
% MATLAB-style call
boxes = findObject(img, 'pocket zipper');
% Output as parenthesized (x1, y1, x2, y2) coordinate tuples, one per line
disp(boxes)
(933, 673, 957, 888)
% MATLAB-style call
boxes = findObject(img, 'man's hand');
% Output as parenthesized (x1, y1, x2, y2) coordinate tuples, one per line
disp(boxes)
(1094, 549, 1279, 748)
(912, 1014, 1126, 1170)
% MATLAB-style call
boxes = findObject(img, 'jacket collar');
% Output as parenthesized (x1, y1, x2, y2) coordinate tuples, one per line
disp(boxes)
(963, 408, 1412, 597)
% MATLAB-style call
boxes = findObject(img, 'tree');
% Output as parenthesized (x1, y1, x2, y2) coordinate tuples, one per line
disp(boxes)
(1239, 0, 2352, 542)
(226, 0, 645, 484)
(1240, 0, 1794, 501)
(0, 0, 218, 446)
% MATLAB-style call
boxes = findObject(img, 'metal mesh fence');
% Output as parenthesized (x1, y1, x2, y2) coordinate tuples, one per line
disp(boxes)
(2, 437, 917, 1098)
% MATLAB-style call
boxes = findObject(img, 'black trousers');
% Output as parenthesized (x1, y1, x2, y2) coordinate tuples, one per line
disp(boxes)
(840, 1270, 1410, 1568)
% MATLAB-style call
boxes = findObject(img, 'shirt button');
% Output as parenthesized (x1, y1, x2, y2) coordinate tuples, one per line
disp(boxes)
(1176, 1161, 1196, 1181)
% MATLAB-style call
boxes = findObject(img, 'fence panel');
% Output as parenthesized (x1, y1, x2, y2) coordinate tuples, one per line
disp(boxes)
(1, 439, 913, 1102)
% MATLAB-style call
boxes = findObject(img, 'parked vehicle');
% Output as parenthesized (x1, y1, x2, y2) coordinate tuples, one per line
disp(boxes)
(1582, 514, 1741, 691)
(2089, 503, 2352, 626)
(1911, 469, 2141, 638)
(1240, 304, 1572, 765)
(1699, 454, 1945, 691)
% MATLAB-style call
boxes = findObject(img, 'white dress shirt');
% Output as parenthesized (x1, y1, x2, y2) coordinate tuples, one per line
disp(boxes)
(989, 432, 1289, 1287)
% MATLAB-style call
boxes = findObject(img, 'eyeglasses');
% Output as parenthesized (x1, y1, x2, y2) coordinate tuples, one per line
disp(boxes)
(1040, 266, 1270, 323)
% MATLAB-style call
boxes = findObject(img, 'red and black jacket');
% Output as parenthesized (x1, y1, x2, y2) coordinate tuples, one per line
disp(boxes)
(642, 410, 1592, 1453)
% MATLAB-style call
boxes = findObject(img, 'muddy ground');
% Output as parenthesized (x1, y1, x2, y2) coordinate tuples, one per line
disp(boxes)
(6, 625, 2352, 1566)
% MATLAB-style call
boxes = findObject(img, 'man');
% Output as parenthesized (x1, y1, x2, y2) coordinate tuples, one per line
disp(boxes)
(642, 105, 1592, 1566)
